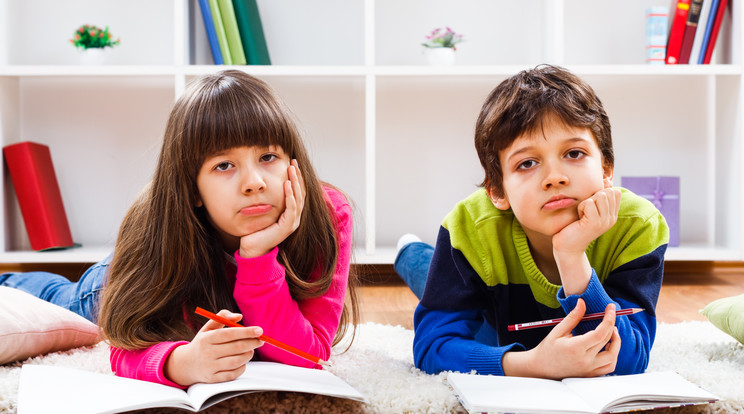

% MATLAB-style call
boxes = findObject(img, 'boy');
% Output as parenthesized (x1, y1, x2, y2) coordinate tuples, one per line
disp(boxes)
(395, 65, 668, 379)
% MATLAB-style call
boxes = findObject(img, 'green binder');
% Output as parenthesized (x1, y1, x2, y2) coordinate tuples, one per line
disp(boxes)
(218, 0, 247, 65)
(208, 0, 232, 65)
(232, 0, 272, 65)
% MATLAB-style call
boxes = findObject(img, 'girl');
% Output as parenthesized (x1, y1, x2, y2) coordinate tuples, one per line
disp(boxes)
(1, 70, 359, 388)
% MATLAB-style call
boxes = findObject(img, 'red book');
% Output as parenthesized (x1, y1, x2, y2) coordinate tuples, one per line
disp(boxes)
(702, 0, 729, 63)
(678, 0, 704, 64)
(666, 0, 692, 64)
(3, 142, 75, 251)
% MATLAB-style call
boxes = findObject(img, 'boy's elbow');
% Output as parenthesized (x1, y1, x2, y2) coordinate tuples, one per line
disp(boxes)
(613, 352, 649, 375)
(412, 336, 445, 375)
(612, 337, 651, 375)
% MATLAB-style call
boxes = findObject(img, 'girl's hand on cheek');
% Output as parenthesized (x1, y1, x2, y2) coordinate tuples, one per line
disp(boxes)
(239, 160, 306, 258)
(164, 310, 264, 387)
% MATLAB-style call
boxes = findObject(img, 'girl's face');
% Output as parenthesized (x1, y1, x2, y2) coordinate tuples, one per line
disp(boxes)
(196, 145, 290, 252)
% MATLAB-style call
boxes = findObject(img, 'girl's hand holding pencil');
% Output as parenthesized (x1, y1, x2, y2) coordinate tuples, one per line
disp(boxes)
(194, 307, 331, 368)
(164, 309, 264, 387)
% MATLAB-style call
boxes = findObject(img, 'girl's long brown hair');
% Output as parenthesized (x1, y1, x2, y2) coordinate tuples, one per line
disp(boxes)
(98, 70, 358, 350)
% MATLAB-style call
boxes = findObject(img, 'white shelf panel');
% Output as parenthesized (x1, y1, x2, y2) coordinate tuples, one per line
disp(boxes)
(664, 246, 742, 262)
(3, 245, 721, 266)
(0, 246, 112, 264)
(373, 64, 744, 77)
(2, 244, 730, 266)
(353, 247, 397, 265)
(1, 64, 740, 79)
(352, 246, 743, 264)
(182, 65, 368, 77)
(0, 66, 178, 77)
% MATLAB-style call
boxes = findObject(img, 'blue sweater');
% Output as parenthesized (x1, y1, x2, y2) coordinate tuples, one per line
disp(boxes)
(413, 188, 668, 376)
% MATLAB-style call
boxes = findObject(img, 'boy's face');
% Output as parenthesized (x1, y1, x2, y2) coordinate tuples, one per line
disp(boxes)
(488, 113, 613, 238)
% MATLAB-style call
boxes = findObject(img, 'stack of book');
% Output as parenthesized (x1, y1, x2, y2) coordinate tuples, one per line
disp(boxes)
(665, 0, 730, 64)
(197, 0, 271, 65)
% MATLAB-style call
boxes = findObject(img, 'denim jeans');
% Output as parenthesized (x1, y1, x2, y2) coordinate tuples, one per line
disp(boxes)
(393, 240, 500, 345)
(393, 241, 434, 300)
(0, 253, 112, 323)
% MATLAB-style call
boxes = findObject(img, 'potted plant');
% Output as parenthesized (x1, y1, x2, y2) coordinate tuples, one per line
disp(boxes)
(70, 24, 120, 65)
(421, 27, 464, 66)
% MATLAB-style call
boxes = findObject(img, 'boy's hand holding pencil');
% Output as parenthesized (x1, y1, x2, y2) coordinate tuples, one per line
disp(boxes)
(502, 299, 621, 380)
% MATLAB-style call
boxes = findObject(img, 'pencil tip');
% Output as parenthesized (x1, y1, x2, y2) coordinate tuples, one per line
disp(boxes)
(318, 360, 332, 368)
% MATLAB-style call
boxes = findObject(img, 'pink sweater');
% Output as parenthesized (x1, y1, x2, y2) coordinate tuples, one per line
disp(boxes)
(109, 187, 352, 388)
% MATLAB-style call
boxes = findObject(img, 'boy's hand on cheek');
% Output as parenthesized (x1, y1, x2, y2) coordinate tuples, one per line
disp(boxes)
(552, 187, 622, 255)
(552, 187, 621, 294)
(239, 160, 306, 258)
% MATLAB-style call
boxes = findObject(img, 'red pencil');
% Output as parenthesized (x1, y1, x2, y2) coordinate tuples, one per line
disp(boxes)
(194, 307, 330, 367)
(508, 308, 645, 331)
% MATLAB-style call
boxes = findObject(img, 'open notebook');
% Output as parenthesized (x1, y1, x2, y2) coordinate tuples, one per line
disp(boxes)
(18, 361, 367, 414)
(446, 370, 719, 414)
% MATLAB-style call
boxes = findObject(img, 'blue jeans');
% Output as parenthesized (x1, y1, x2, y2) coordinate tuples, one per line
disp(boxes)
(393, 240, 500, 346)
(394, 241, 434, 300)
(0, 253, 111, 323)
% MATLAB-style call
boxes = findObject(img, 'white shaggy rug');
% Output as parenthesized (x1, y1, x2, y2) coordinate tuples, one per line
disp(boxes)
(1, 321, 742, 414)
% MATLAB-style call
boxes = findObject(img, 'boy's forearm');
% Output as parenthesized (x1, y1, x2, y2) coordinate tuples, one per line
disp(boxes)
(553, 250, 592, 295)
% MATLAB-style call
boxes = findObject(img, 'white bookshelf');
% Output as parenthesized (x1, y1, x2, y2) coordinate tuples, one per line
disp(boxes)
(0, 0, 742, 264)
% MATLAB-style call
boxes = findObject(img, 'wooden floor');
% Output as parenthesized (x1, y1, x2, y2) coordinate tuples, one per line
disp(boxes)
(357, 263, 744, 330)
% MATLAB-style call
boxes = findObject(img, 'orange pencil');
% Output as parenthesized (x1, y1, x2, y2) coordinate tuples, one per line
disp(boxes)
(195, 307, 331, 367)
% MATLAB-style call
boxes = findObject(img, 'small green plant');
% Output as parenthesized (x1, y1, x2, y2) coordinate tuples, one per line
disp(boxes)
(421, 27, 464, 50)
(70, 24, 120, 50)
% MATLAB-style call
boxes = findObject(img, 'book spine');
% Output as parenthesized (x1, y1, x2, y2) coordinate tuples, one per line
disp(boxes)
(232, 0, 271, 65)
(666, 0, 692, 64)
(678, 0, 704, 63)
(646, 7, 669, 65)
(702, 0, 729, 63)
(218, 0, 247, 65)
(697, 0, 720, 62)
(198, 0, 224, 65)
(208, 0, 233, 65)
(689, 0, 712, 64)
(2, 142, 75, 251)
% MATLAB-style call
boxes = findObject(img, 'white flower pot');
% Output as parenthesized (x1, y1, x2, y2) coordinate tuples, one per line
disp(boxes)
(79, 48, 106, 65)
(424, 47, 456, 66)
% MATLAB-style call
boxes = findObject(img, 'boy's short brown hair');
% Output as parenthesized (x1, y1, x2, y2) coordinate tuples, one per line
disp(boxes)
(474, 64, 614, 197)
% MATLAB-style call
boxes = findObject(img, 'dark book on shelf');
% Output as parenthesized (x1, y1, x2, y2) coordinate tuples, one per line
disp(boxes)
(197, 0, 224, 64)
(233, 0, 272, 65)
(678, 0, 704, 63)
(218, 0, 247, 65)
(665, 0, 692, 64)
(701, 0, 730, 64)
(3, 142, 76, 251)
